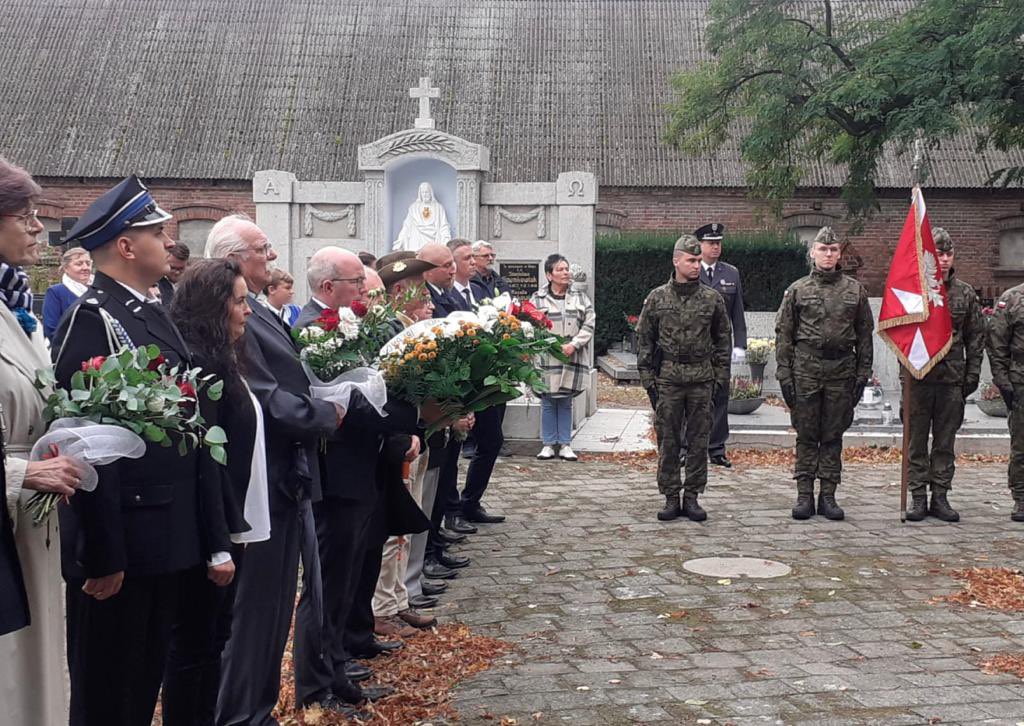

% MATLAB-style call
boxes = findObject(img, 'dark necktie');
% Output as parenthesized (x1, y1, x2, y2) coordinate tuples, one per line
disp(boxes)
(462, 288, 472, 307)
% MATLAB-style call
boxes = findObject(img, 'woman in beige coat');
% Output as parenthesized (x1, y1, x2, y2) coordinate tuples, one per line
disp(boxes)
(529, 254, 595, 461)
(0, 157, 82, 725)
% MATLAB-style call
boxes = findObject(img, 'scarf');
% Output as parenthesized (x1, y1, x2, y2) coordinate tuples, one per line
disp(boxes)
(0, 262, 32, 310)
(62, 272, 90, 297)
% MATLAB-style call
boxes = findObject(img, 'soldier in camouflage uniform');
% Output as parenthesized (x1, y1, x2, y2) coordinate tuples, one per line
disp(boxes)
(904, 228, 984, 522)
(637, 235, 732, 522)
(985, 264, 1024, 522)
(775, 227, 873, 520)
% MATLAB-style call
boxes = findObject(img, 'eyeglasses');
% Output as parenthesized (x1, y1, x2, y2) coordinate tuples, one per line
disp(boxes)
(329, 276, 366, 286)
(245, 242, 274, 256)
(473, 252, 496, 259)
(1, 209, 40, 227)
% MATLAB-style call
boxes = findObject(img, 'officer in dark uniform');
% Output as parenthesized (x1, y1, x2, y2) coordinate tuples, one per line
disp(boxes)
(680, 223, 747, 468)
(50, 177, 209, 726)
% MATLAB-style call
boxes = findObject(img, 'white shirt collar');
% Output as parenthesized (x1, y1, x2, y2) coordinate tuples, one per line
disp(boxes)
(115, 280, 157, 303)
(310, 296, 329, 310)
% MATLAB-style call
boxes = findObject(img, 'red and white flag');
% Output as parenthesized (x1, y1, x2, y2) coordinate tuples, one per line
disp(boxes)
(877, 186, 952, 378)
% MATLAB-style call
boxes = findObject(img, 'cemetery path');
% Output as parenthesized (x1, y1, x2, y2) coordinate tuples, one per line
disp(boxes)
(442, 457, 1024, 725)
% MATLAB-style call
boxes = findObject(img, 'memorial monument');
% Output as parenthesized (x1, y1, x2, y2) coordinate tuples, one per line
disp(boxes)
(251, 76, 600, 435)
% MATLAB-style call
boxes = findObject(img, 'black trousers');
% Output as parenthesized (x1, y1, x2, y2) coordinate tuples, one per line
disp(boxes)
(428, 437, 463, 559)
(343, 498, 389, 656)
(162, 546, 245, 726)
(294, 496, 375, 705)
(461, 404, 505, 509)
(67, 570, 186, 726)
(216, 502, 309, 726)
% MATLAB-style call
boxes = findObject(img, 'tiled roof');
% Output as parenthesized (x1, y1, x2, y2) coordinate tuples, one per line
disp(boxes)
(1, 0, 1019, 188)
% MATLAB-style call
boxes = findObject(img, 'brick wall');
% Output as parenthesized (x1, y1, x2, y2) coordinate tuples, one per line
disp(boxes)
(601, 186, 1024, 300)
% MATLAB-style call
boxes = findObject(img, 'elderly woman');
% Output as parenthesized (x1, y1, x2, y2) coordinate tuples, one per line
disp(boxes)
(0, 157, 82, 723)
(42, 246, 92, 340)
(530, 254, 595, 461)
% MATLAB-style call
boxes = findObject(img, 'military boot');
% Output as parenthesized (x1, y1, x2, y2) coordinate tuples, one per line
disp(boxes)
(682, 492, 707, 522)
(905, 493, 928, 522)
(791, 494, 815, 520)
(816, 493, 845, 520)
(1012, 499, 1024, 523)
(929, 491, 960, 522)
(658, 494, 681, 521)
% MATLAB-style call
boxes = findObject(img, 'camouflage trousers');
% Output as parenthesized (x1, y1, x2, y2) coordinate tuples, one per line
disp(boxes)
(1008, 385, 1024, 500)
(905, 382, 964, 495)
(654, 381, 713, 496)
(790, 378, 856, 493)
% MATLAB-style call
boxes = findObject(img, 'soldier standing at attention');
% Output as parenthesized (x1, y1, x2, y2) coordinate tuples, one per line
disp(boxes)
(904, 228, 984, 522)
(637, 235, 731, 522)
(986, 261, 1024, 522)
(775, 227, 873, 521)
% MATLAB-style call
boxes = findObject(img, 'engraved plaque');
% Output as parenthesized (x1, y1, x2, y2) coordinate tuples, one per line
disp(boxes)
(500, 261, 541, 300)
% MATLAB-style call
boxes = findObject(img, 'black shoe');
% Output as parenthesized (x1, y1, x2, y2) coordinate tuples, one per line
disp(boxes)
(331, 678, 394, 704)
(499, 442, 512, 457)
(709, 454, 732, 468)
(905, 494, 928, 522)
(409, 594, 439, 609)
(437, 551, 470, 569)
(351, 638, 403, 659)
(301, 693, 370, 717)
(1012, 500, 1024, 522)
(436, 528, 467, 545)
(344, 661, 372, 682)
(682, 493, 708, 522)
(423, 560, 457, 580)
(422, 581, 448, 596)
(791, 493, 815, 520)
(817, 493, 845, 520)
(657, 494, 681, 521)
(929, 492, 960, 522)
(461, 445, 477, 459)
(463, 505, 506, 523)
(444, 515, 478, 534)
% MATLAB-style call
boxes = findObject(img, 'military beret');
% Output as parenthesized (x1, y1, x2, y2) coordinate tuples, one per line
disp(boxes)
(379, 258, 438, 289)
(375, 250, 416, 271)
(62, 175, 171, 251)
(673, 234, 702, 256)
(694, 222, 725, 241)
(813, 226, 839, 246)
(932, 227, 953, 252)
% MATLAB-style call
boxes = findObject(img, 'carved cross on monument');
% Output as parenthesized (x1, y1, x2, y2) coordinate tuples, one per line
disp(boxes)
(409, 76, 440, 130)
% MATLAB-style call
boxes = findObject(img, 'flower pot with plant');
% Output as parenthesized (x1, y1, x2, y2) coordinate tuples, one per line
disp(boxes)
(728, 376, 763, 414)
(977, 381, 1008, 417)
(744, 338, 775, 382)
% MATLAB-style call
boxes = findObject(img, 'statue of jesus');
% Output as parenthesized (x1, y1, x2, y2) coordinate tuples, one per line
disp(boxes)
(394, 182, 452, 251)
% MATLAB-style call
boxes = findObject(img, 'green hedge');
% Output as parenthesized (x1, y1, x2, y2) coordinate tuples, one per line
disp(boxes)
(594, 230, 808, 354)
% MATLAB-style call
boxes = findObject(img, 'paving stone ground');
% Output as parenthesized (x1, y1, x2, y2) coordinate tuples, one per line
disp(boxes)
(437, 457, 1024, 725)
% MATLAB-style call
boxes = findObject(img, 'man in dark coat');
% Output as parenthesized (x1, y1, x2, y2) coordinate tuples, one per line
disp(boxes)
(291, 246, 425, 713)
(51, 176, 213, 725)
(469, 240, 511, 301)
(204, 216, 344, 726)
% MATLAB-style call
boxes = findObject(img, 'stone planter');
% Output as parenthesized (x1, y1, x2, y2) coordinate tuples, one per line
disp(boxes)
(977, 398, 1008, 418)
(728, 397, 764, 415)
(747, 361, 767, 382)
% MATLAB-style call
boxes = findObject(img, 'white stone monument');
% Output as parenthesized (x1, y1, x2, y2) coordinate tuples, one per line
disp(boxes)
(252, 75, 600, 437)
(393, 181, 452, 251)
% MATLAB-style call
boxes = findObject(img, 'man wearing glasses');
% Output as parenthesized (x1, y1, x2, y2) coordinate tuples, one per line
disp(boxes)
(469, 240, 510, 301)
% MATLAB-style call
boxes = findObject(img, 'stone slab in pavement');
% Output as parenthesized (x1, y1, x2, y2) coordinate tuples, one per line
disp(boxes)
(437, 458, 1024, 725)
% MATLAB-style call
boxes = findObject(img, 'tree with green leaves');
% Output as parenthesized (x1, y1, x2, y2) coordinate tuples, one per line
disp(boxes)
(665, 0, 1024, 218)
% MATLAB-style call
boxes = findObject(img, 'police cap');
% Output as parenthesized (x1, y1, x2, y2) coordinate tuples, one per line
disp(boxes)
(62, 176, 172, 251)
(694, 222, 725, 242)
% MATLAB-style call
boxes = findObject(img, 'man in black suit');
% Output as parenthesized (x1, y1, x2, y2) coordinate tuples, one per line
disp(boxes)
(51, 176, 217, 725)
(0, 419, 29, 637)
(291, 246, 425, 712)
(204, 216, 345, 726)
(156, 241, 189, 308)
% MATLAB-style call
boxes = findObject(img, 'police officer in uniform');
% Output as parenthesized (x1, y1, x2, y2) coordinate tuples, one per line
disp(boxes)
(637, 235, 731, 522)
(50, 177, 215, 725)
(986, 260, 1024, 522)
(681, 223, 747, 468)
(904, 228, 984, 522)
(775, 227, 873, 521)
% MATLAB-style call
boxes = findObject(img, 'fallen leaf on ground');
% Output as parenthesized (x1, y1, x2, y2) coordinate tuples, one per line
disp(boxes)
(932, 568, 1024, 612)
(980, 652, 1024, 680)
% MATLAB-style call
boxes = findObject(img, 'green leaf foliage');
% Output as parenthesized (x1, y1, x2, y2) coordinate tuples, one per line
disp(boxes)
(594, 231, 807, 353)
(665, 0, 1024, 218)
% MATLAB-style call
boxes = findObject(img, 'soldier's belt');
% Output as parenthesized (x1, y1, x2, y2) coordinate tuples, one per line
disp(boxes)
(670, 352, 711, 363)
(1011, 352, 1024, 363)
(796, 342, 853, 360)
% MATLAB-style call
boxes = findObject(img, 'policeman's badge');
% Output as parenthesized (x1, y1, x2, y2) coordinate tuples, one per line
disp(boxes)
(923, 252, 944, 307)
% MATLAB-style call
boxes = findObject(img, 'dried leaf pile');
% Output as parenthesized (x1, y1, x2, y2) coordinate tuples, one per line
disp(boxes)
(274, 623, 512, 725)
(980, 652, 1024, 680)
(932, 567, 1024, 612)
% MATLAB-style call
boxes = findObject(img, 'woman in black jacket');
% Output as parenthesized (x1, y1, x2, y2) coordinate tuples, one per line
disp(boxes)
(164, 257, 267, 726)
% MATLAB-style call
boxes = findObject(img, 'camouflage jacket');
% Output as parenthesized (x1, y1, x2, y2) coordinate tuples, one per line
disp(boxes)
(922, 272, 984, 388)
(636, 277, 732, 389)
(774, 268, 873, 385)
(987, 282, 1024, 389)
